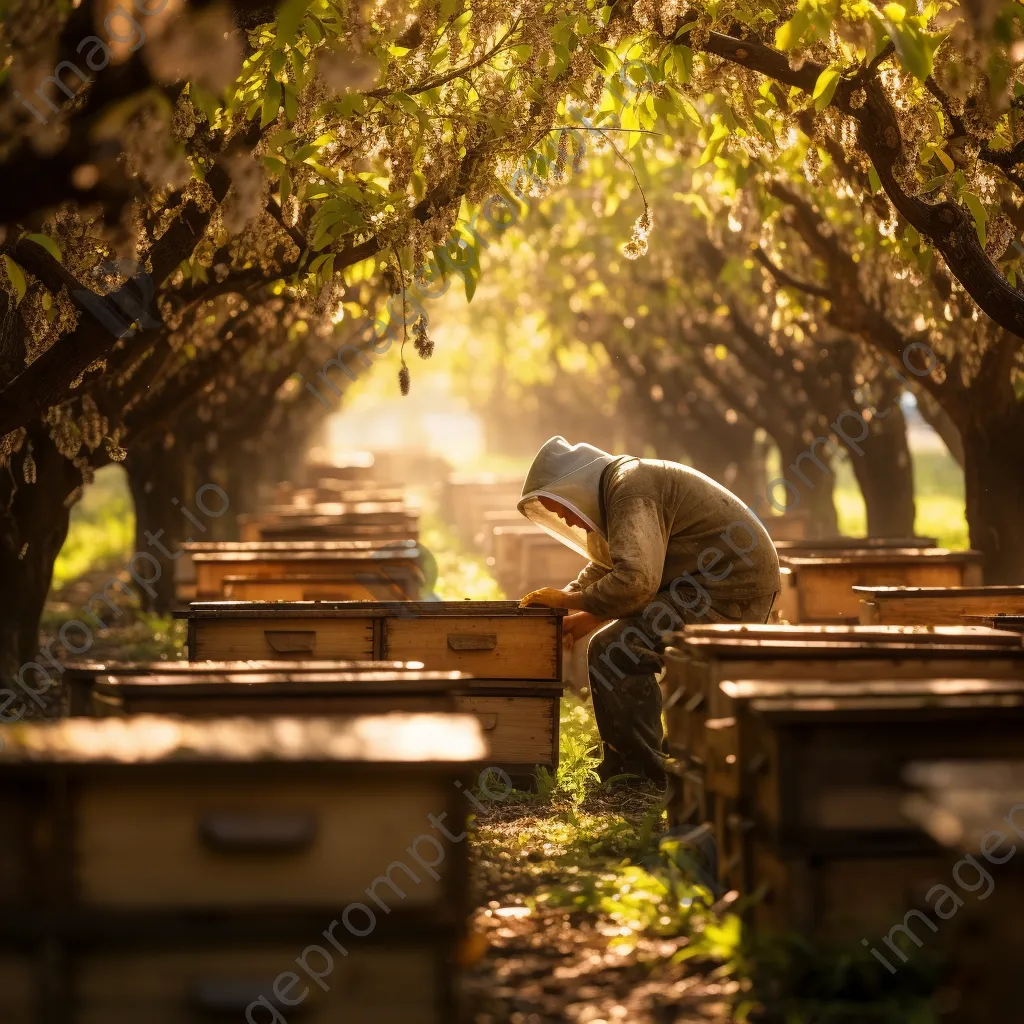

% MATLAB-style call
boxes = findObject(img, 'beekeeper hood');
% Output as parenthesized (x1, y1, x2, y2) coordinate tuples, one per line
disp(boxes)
(518, 437, 618, 568)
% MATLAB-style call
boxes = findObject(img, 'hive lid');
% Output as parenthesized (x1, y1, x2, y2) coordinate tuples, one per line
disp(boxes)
(721, 677, 1024, 700)
(0, 714, 486, 764)
(65, 660, 418, 677)
(779, 548, 983, 565)
(773, 536, 938, 551)
(177, 600, 567, 619)
(185, 539, 418, 554)
(93, 669, 468, 696)
(852, 585, 1024, 597)
(674, 623, 1021, 646)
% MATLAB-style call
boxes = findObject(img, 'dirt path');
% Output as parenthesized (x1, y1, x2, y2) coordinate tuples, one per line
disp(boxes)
(463, 787, 739, 1023)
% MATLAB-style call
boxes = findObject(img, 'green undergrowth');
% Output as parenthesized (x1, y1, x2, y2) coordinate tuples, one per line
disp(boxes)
(470, 695, 944, 1023)
(418, 513, 505, 600)
(52, 466, 134, 590)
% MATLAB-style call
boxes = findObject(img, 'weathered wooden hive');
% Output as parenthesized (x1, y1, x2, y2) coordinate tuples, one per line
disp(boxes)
(186, 539, 423, 601)
(0, 713, 485, 1023)
(489, 524, 587, 600)
(776, 548, 985, 623)
(177, 602, 567, 781)
(65, 661, 465, 720)
(661, 623, 1024, 826)
(856, 585, 1024, 625)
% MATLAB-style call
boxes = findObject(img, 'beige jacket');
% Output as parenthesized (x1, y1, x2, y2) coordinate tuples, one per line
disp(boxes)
(519, 437, 780, 619)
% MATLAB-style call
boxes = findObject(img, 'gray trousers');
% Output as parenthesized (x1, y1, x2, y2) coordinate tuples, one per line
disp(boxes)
(586, 589, 778, 784)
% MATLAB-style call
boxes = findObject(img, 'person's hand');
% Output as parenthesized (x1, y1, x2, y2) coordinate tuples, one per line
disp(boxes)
(563, 610, 608, 643)
(519, 587, 580, 609)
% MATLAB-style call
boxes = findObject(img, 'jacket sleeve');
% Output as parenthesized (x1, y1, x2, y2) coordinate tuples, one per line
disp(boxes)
(578, 496, 666, 617)
(566, 561, 610, 593)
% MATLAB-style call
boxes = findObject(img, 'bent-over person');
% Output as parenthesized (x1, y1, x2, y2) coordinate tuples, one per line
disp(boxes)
(517, 436, 781, 785)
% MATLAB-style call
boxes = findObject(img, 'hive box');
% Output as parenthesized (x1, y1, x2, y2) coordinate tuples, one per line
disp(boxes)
(963, 613, 1024, 634)
(176, 603, 567, 780)
(857, 585, 1024, 626)
(661, 624, 1024, 825)
(489, 525, 587, 600)
(221, 575, 414, 601)
(776, 548, 985, 623)
(68, 664, 465, 719)
(773, 536, 938, 555)
(65, 659, 416, 716)
(65, 661, 558, 777)
(0, 714, 484, 1023)
(187, 539, 422, 600)
(700, 677, 1024, 942)
(901, 759, 1024, 1024)
(180, 601, 565, 679)
(239, 502, 419, 543)
(443, 474, 524, 548)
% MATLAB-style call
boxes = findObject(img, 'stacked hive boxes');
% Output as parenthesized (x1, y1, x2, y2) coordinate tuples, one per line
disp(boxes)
(178, 601, 566, 784)
(0, 714, 485, 1022)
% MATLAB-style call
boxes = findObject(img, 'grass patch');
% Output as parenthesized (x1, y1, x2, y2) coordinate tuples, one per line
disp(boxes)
(52, 466, 134, 590)
(419, 513, 505, 600)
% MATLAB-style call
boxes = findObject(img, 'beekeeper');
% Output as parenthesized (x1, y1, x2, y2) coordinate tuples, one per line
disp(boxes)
(517, 436, 781, 785)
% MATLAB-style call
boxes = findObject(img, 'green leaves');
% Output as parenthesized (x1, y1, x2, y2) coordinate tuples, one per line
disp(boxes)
(261, 79, 282, 127)
(877, 3, 948, 81)
(276, 0, 314, 47)
(698, 120, 730, 166)
(962, 192, 988, 248)
(2, 255, 26, 303)
(812, 66, 841, 110)
(25, 232, 62, 262)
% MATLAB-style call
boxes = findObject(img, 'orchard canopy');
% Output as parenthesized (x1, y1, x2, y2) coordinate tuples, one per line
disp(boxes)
(2, 0, 1024, 669)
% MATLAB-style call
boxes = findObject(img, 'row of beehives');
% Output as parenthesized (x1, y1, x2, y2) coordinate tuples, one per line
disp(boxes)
(1, 453, 571, 1022)
(175, 451, 425, 604)
(661, 614, 1024, 1023)
(440, 472, 588, 598)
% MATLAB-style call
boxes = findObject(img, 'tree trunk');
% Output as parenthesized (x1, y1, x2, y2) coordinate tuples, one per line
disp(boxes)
(125, 438, 187, 614)
(962, 416, 1024, 583)
(915, 388, 965, 469)
(845, 399, 917, 537)
(686, 424, 766, 508)
(0, 426, 79, 697)
(776, 436, 840, 537)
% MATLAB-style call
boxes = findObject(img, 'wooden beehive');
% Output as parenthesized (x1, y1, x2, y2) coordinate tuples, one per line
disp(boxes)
(177, 602, 566, 779)
(65, 662, 558, 776)
(901, 759, 1024, 1024)
(963, 613, 1024, 634)
(239, 502, 418, 543)
(221, 575, 413, 602)
(856, 585, 1024, 626)
(67, 664, 464, 718)
(773, 536, 938, 555)
(661, 624, 1024, 826)
(0, 714, 484, 1023)
(701, 677, 1024, 940)
(64, 659, 416, 716)
(180, 601, 564, 678)
(490, 525, 587, 599)
(778, 548, 985, 623)
(187, 539, 422, 600)
(443, 474, 524, 547)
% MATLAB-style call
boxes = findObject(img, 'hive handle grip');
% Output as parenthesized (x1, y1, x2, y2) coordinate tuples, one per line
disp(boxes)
(264, 630, 316, 654)
(199, 811, 316, 852)
(191, 980, 312, 1014)
(447, 633, 497, 651)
